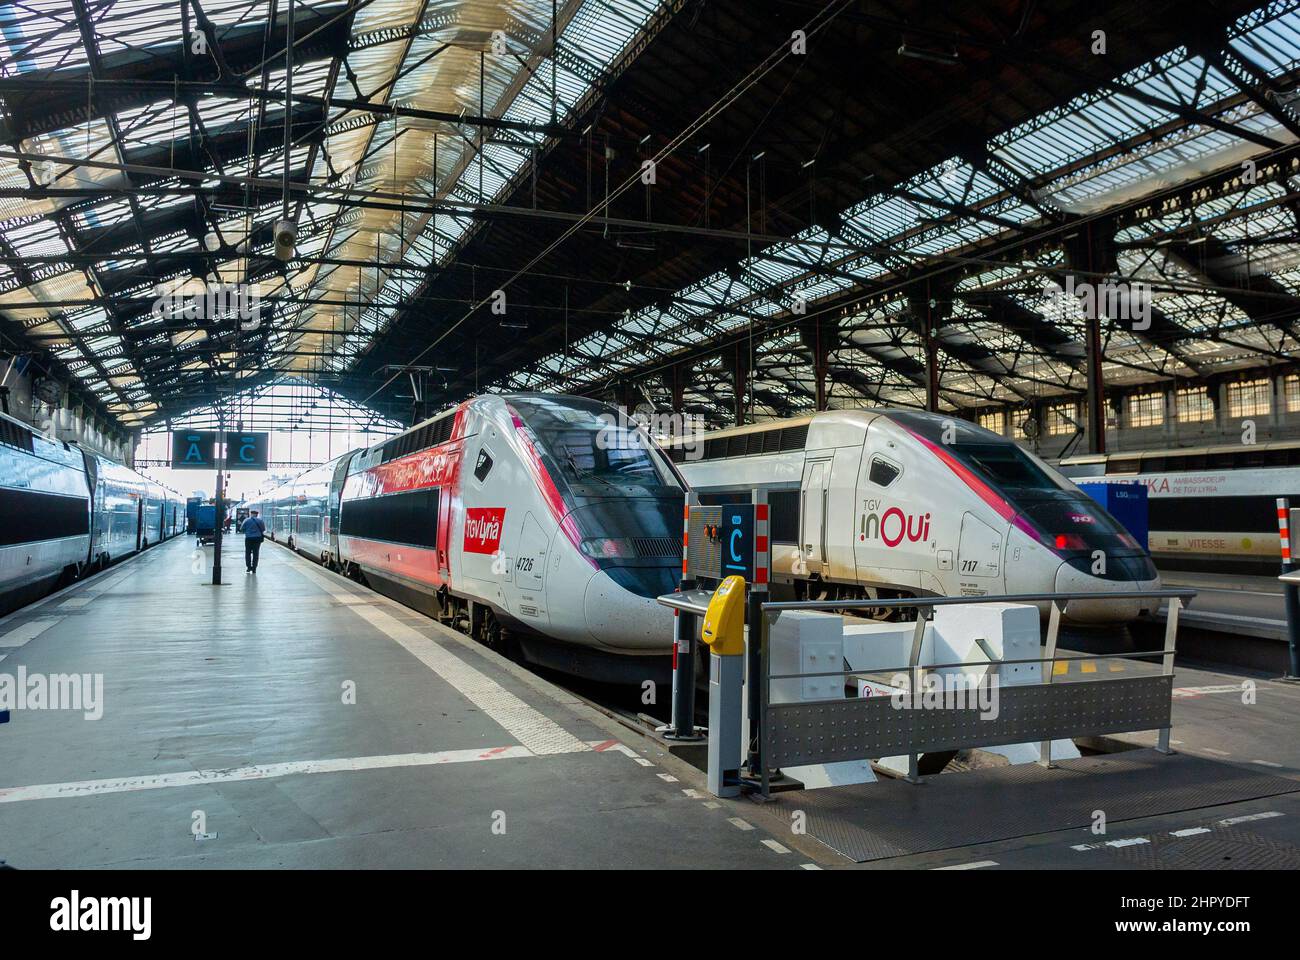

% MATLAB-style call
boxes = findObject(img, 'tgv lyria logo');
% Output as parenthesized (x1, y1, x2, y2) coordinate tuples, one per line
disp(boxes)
(464, 507, 506, 554)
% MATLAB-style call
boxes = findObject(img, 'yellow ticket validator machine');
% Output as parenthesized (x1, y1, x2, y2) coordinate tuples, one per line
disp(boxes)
(702, 575, 746, 797)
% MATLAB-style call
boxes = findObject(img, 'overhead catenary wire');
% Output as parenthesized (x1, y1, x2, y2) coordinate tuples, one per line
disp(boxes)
(359, 0, 858, 406)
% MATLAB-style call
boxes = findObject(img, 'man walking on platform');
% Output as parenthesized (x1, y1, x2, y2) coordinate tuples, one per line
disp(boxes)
(241, 509, 266, 573)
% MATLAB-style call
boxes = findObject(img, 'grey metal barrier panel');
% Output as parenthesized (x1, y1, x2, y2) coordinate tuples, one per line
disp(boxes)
(764, 674, 1173, 768)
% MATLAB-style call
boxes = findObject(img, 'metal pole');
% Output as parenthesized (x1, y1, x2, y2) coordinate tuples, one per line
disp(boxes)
(282, 0, 294, 220)
(1277, 498, 1300, 678)
(211, 412, 225, 585)
(760, 608, 771, 799)
(1038, 599, 1062, 767)
(669, 589, 700, 739)
(666, 491, 702, 740)
(1157, 597, 1180, 754)
(746, 488, 768, 776)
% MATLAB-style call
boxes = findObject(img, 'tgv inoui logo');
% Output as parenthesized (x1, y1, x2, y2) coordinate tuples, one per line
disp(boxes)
(863, 503, 931, 547)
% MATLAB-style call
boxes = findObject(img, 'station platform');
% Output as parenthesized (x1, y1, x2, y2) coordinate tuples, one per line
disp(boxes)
(0, 536, 802, 869)
(1146, 570, 1294, 673)
(3, 537, 1299, 871)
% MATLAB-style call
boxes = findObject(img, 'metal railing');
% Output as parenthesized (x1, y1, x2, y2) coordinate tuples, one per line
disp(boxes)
(757, 588, 1197, 796)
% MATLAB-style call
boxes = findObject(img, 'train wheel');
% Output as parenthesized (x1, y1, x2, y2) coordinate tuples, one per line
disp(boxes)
(479, 610, 522, 662)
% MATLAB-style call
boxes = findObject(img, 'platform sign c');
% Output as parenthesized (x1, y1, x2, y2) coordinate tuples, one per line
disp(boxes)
(721, 505, 755, 580)
(226, 432, 269, 471)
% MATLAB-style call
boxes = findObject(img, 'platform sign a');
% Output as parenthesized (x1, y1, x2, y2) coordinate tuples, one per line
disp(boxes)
(171, 430, 217, 469)
(226, 431, 269, 471)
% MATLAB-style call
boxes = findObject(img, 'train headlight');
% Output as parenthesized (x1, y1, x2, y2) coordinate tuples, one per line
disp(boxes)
(580, 537, 634, 559)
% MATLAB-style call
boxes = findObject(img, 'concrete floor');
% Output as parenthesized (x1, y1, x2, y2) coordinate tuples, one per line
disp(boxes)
(0, 536, 801, 869)
(4, 536, 1299, 870)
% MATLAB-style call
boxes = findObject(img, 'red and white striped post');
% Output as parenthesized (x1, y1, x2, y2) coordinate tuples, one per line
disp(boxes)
(1278, 498, 1300, 678)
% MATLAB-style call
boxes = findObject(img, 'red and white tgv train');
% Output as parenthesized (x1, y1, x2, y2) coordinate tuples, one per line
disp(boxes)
(253, 394, 685, 682)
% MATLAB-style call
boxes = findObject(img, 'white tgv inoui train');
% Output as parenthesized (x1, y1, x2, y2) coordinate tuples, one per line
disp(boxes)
(665, 409, 1161, 623)
(251, 394, 684, 682)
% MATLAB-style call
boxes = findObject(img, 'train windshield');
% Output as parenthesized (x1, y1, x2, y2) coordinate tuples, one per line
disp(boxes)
(885, 410, 1074, 496)
(509, 396, 681, 496)
(948, 442, 1071, 495)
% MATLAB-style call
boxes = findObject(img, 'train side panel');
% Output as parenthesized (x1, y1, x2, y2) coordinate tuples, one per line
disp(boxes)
(0, 420, 92, 610)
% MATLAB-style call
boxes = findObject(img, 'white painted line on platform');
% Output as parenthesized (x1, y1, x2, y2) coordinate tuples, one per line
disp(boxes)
(1173, 684, 1246, 699)
(800, 863, 822, 871)
(728, 817, 754, 831)
(0, 617, 63, 648)
(1202, 748, 1232, 757)
(0, 746, 534, 804)
(633, 758, 654, 767)
(657, 773, 679, 783)
(682, 788, 703, 799)
(299, 568, 590, 756)
(1249, 759, 1283, 768)
(703, 801, 720, 810)
(1105, 837, 1151, 848)
(1170, 827, 1213, 837)
(761, 839, 791, 854)
(1219, 811, 1283, 826)
(934, 860, 998, 870)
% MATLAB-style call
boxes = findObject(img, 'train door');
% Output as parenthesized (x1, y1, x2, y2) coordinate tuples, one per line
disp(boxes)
(135, 499, 143, 551)
(327, 453, 355, 565)
(799, 458, 831, 574)
(515, 512, 548, 593)
(853, 427, 926, 590)
(956, 512, 1003, 587)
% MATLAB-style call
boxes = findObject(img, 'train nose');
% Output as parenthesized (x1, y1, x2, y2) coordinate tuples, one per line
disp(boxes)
(583, 570, 675, 652)
(1053, 561, 1161, 623)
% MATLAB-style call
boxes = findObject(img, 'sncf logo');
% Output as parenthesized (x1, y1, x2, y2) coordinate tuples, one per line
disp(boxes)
(864, 506, 931, 547)
(464, 507, 506, 554)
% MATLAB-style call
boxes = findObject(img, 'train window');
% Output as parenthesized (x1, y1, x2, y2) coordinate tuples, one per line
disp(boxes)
(473, 448, 494, 483)
(510, 396, 680, 490)
(781, 424, 809, 450)
(868, 456, 901, 487)
(950, 441, 1068, 493)
(0, 419, 34, 452)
